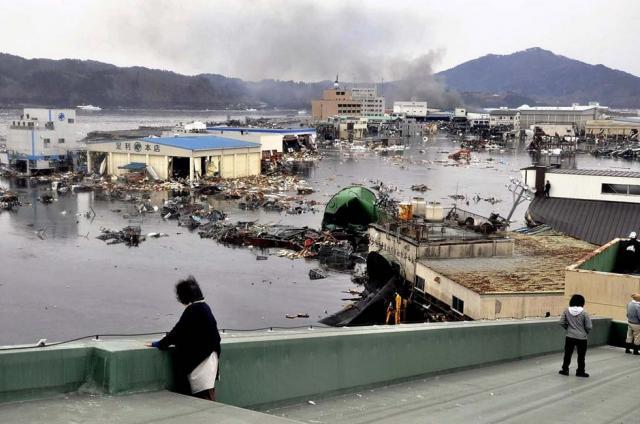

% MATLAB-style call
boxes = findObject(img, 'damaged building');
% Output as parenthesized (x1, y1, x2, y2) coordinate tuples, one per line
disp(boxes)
(206, 127, 316, 153)
(368, 209, 595, 320)
(86, 135, 261, 180)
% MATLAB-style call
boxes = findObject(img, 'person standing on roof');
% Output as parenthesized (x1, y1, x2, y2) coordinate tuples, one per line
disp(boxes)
(625, 293, 640, 355)
(544, 180, 551, 198)
(559, 294, 592, 378)
(146, 276, 221, 401)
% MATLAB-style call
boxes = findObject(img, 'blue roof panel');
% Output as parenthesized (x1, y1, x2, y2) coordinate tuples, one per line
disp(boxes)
(141, 136, 260, 151)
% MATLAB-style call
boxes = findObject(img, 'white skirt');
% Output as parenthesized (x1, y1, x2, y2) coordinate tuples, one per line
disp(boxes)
(187, 352, 218, 394)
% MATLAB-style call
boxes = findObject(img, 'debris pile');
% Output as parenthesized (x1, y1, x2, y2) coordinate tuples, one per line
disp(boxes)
(0, 191, 21, 210)
(198, 221, 364, 268)
(97, 226, 143, 246)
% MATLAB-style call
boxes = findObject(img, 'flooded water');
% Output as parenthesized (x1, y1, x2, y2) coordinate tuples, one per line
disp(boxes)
(2, 109, 640, 345)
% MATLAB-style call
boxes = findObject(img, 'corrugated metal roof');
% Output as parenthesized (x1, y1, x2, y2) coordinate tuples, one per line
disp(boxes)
(527, 197, 640, 245)
(548, 169, 640, 178)
(141, 136, 260, 151)
(488, 109, 519, 116)
(517, 105, 604, 111)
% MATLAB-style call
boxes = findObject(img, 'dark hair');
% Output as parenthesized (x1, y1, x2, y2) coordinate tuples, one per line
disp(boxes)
(175, 275, 204, 305)
(569, 294, 585, 307)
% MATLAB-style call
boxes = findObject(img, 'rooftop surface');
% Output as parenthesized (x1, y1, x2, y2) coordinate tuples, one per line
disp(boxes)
(0, 391, 298, 424)
(141, 136, 260, 151)
(265, 346, 635, 424)
(419, 233, 595, 293)
(207, 127, 316, 134)
(548, 168, 640, 178)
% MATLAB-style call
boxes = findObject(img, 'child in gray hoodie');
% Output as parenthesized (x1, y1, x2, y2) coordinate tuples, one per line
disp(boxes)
(559, 294, 593, 377)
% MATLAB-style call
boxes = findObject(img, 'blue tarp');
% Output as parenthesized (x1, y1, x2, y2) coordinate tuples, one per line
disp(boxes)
(118, 162, 147, 171)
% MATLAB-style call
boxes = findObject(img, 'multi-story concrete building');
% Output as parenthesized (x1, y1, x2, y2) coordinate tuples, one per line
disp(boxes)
(350, 87, 385, 118)
(6, 108, 82, 174)
(466, 112, 490, 129)
(311, 79, 362, 121)
(517, 103, 607, 133)
(489, 109, 520, 130)
(393, 101, 428, 118)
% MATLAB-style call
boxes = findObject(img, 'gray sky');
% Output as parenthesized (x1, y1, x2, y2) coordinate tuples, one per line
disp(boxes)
(1, 0, 638, 81)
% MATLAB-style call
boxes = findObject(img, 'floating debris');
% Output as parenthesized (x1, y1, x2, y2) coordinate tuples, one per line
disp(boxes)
(40, 194, 54, 204)
(286, 313, 310, 319)
(411, 184, 430, 192)
(309, 269, 327, 280)
(97, 226, 143, 247)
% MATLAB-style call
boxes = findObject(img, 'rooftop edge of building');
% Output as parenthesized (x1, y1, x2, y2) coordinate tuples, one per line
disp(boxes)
(0, 318, 622, 410)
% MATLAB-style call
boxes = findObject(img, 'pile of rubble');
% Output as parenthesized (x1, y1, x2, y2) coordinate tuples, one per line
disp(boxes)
(197, 221, 363, 269)
(0, 190, 20, 210)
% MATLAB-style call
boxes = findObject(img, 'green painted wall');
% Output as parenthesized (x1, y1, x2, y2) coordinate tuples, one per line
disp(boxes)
(218, 319, 611, 408)
(608, 320, 629, 347)
(0, 346, 88, 404)
(578, 242, 620, 272)
(0, 319, 612, 407)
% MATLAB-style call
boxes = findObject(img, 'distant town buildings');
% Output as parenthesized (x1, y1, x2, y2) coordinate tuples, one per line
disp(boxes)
(5, 108, 83, 174)
(311, 78, 363, 121)
(311, 76, 393, 121)
(393, 101, 428, 118)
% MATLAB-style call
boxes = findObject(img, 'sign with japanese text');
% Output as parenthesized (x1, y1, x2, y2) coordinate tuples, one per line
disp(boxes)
(115, 142, 161, 153)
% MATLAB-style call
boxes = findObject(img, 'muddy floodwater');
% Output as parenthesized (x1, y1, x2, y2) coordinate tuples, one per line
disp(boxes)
(2, 109, 640, 345)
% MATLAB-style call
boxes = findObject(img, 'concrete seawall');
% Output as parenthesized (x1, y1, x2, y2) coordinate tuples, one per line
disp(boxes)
(0, 318, 612, 408)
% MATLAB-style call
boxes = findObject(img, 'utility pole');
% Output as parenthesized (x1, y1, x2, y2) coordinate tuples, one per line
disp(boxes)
(504, 177, 535, 225)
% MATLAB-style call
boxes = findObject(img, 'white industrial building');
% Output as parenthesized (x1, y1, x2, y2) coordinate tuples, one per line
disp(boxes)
(351, 87, 385, 117)
(393, 102, 428, 118)
(86, 135, 261, 181)
(175, 121, 207, 133)
(517, 103, 607, 132)
(5, 108, 82, 174)
(206, 127, 316, 153)
(521, 168, 640, 204)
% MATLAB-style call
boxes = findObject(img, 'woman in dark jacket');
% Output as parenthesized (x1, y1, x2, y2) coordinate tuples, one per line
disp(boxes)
(146, 276, 221, 400)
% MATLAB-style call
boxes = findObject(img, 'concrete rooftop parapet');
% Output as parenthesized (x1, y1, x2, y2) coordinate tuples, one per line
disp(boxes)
(0, 319, 612, 409)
